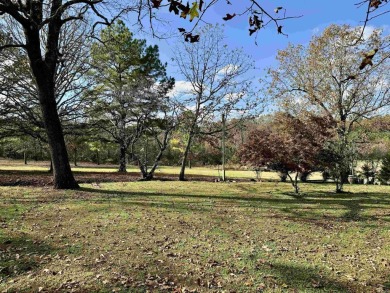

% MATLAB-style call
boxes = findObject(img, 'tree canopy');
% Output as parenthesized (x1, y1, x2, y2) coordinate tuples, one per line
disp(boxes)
(87, 20, 174, 173)
(266, 24, 390, 192)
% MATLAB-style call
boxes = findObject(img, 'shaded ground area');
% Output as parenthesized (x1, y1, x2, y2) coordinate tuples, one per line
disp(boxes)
(0, 158, 292, 186)
(0, 170, 229, 187)
(1, 181, 390, 292)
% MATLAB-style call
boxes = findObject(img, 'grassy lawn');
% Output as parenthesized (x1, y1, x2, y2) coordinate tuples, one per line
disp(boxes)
(1, 180, 390, 292)
(0, 159, 326, 181)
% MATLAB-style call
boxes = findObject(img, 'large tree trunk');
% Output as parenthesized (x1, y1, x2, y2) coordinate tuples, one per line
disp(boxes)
(24, 16, 78, 189)
(118, 144, 127, 172)
(179, 134, 193, 181)
(39, 89, 79, 189)
(49, 159, 53, 174)
(335, 121, 349, 193)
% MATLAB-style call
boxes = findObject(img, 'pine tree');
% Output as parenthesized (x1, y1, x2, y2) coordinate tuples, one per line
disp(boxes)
(379, 152, 390, 183)
(87, 20, 174, 173)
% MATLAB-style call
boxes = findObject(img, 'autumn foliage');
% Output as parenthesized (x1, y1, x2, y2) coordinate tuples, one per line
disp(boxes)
(239, 112, 334, 192)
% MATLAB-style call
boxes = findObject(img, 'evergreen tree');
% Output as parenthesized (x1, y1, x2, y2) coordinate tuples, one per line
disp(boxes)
(86, 20, 174, 173)
(379, 152, 390, 183)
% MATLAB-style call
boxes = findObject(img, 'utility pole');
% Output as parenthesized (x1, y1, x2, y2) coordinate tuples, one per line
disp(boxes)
(222, 112, 226, 182)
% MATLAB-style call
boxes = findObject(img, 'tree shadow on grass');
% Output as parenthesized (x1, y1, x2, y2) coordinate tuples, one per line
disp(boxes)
(259, 261, 351, 292)
(299, 190, 390, 221)
(79, 187, 390, 226)
(4, 185, 389, 227)
(0, 234, 56, 280)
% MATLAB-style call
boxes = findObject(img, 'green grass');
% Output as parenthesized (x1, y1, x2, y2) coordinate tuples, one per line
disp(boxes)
(0, 159, 327, 180)
(1, 180, 390, 292)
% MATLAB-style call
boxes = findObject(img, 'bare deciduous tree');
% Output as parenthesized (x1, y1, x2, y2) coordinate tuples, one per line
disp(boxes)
(0, 1, 128, 188)
(0, 18, 91, 173)
(173, 25, 257, 180)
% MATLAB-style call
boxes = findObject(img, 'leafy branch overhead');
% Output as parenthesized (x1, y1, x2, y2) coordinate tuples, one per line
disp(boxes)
(369, 0, 388, 9)
(150, 1, 388, 43)
(150, 0, 300, 41)
(178, 28, 200, 43)
(152, 0, 203, 21)
(246, 4, 291, 37)
(359, 48, 378, 70)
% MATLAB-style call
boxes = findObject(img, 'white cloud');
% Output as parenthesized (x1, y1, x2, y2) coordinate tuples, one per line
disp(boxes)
(311, 27, 321, 35)
(169, 80, 193, 97)
(224, 91, 244, 102)
(361, 25, 376, 40)
(218, 64, 239, 76)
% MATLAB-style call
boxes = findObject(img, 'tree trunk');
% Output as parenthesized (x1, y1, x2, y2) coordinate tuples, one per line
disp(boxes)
(221, 112, 226, 182)
(24, 150, 27, 165)
(144, 138, 148, 174)
(336, 181, 344, 193)
(38, 92, 78, 189)
(25, 22, 78, 189)
(40, 143, 43, 161)
(299, 171, 311, 182)
(143, 143, 168, 180)
(118, 144, 127, 172)
(294, 173, 300, 194)
(130, 153, 148, 179)
(49, 159, 53, 174)
(139, 164, 149, 179)
(74, 147, 77, 167)
(179, 134, 193, 181)
(278, 171, 288, 182)
(287, 172, 300, 194)
(335, 124, 349, 193)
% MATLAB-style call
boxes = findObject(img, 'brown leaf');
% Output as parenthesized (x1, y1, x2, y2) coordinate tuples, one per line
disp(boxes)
(274, 6, 283, 13)
(370, 0, 382, 9)
(151, 0, 162, 8)
(199, 0, 204, 11)
(222, 13, 236, 21)
(359, 48, 378, 70)
(249, 28, 257, 36)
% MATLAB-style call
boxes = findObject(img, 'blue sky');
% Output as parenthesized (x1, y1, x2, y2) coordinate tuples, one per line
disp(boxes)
(130, 0, 389, 81)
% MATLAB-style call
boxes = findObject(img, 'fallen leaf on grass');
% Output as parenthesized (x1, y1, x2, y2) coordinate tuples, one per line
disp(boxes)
(311, 279, 323, 288)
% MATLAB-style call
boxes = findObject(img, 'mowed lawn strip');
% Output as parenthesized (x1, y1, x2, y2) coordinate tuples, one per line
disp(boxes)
(1, 182, 390, 292)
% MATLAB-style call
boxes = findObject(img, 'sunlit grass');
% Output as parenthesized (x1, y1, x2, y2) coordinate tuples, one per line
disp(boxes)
(1, 181, 390, 292)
